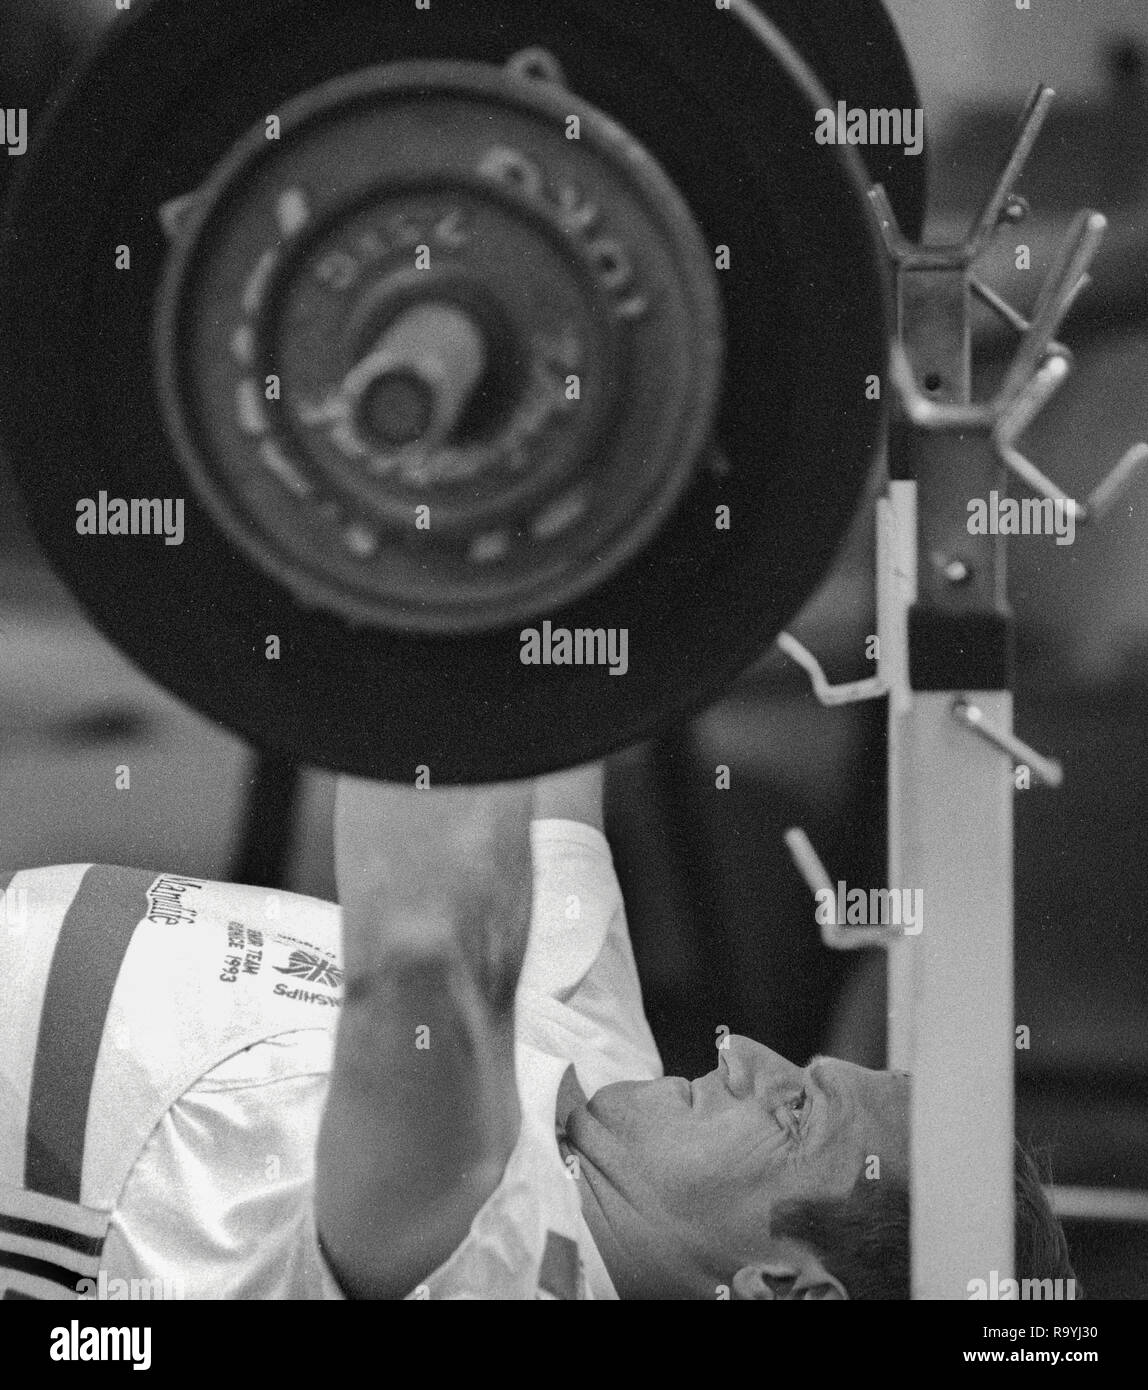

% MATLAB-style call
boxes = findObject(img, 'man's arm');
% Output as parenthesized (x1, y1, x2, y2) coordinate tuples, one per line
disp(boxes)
(529, 763, 663, 1084)
(315, 778, 536, 1300)
(531, 762, 605, 834)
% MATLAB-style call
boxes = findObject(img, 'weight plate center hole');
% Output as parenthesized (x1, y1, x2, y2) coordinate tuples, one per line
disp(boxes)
(349, 298, 524, 456)
(359, 371, 436, 448)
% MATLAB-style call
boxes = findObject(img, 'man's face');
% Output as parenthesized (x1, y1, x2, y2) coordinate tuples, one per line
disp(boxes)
(566, 1036, 910, 1270)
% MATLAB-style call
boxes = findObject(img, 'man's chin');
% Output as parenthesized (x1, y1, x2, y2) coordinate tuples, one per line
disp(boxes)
(580, 1076, 687, 1130)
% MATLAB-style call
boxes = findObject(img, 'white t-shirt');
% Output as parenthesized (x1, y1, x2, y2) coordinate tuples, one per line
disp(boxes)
(0, 820, 661, 1300)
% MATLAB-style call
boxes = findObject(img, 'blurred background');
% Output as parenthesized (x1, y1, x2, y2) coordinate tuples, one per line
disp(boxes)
(1, 0, 1146, 1296)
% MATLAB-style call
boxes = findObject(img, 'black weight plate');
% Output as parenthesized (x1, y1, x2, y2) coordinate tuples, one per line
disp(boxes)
(760, 0, 928, 240)
(154, 62, 727, 634)
(0, 0, 903, 784)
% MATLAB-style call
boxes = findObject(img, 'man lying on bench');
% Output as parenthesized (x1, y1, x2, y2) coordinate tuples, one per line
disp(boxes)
(0, 764, 1074, 1299)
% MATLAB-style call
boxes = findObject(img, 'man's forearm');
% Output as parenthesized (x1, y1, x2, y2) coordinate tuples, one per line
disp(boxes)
(532, 763, 605, 833)
(316, 946, 520, 1299)
(317, 780, 535, 1298)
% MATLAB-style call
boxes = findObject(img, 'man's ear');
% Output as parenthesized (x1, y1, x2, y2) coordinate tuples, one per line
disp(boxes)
(732, 1239, 849, 1301)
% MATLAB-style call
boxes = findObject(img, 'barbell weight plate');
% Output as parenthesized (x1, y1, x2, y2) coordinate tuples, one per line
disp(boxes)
(756, 0, 928, 242)
(154, 61, 726, 634)
(0, 0, 915, 783)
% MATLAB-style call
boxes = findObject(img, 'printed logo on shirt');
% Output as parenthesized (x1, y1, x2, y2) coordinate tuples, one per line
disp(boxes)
(274, 949, 343, 988)
(145, 874, 203, 926)
(219, 922, 265, 985)
(272, 948, 344, 1006)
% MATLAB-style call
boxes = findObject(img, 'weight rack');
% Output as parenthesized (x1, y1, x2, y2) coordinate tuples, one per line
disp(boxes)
(782, 84, 1147, 1299)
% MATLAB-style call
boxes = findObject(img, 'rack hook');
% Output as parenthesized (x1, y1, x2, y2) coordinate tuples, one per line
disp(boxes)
(784, 828, 921, 950)
(951, 700, 1064, 788)
(775, 633, 886, 707)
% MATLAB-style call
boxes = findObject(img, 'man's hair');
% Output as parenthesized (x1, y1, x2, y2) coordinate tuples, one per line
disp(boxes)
(769, 1139, 1078, 1300)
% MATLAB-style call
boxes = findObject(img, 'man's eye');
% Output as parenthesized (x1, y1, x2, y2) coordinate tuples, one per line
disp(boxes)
(773, 1089, 808, 1136)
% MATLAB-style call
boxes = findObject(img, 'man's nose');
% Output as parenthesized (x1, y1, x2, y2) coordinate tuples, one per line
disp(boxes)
(724, 1036, 804, 1097)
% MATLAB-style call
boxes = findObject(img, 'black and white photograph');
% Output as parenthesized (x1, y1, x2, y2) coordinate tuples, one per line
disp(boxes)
(0, 0, 1144, 1351)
